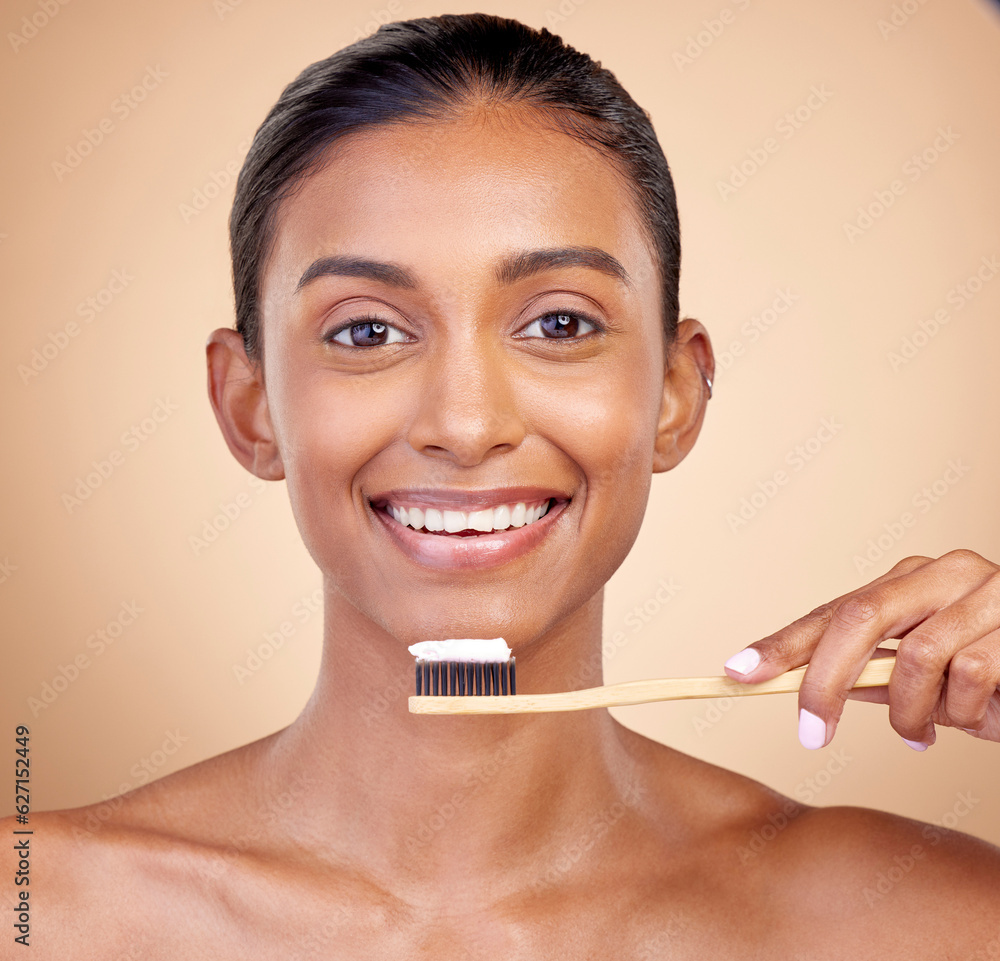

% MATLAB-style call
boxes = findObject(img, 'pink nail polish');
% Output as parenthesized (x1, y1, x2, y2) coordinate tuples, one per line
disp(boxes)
(798, 709, 827, 750)
(724, 648, 761, 676)
(902, 738, 929, 752)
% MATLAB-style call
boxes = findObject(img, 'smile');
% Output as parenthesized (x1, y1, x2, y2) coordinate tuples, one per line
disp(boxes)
(381, 498, 555, 537)
(368, 491, 572, 570)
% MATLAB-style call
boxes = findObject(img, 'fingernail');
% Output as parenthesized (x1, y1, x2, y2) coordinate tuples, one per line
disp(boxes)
(960, 727, 979, 736)
(902, 737, 930, 752)
(724, 647, 761, 676)
(798, 708, 827, 750)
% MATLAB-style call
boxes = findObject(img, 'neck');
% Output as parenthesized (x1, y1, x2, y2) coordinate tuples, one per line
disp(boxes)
(260, 582, 652, 896)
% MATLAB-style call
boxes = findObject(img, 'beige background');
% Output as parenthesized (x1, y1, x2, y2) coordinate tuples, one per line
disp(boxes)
(1, 0, 998, 848)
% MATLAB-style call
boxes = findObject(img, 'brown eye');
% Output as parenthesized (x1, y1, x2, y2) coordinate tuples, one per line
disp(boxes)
(329, 318, 406, 347)
(521, 311, 598, 340)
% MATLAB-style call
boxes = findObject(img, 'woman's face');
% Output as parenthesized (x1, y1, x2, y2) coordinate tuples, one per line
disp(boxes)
(248, 108, 701, 651)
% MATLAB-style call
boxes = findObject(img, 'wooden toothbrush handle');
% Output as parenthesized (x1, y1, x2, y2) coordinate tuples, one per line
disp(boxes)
(408, 655, 896, 715)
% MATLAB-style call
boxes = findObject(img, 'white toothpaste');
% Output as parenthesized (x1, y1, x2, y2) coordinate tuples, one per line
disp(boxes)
(407, 638, 512, 662)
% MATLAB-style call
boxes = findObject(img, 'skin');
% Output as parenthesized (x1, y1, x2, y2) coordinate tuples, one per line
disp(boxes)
(5, 106, 1000, 960)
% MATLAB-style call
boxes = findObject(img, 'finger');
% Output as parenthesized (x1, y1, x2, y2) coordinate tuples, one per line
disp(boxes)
(941, 628, 1000, 733)
(848, 670, 1000, 744)
(796, 554, 995, 749)
(843, 647, 897, 703)
(889, 571, 1000, 744)
(944, 690, 1000, 742)
(723, 555, 934, 682)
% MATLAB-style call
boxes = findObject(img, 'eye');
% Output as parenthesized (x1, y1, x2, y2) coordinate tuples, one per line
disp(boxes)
(519, 310, 600, 340)
(327, 316, 408, 348)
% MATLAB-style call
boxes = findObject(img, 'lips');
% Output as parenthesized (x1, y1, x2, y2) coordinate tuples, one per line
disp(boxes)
(369, 488, 572, 571)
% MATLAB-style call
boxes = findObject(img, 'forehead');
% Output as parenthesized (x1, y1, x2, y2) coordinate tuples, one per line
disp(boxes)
(263, 109, 657, 299)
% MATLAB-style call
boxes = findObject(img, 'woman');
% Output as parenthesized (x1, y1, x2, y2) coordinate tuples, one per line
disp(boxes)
(11, 13, 999, 957)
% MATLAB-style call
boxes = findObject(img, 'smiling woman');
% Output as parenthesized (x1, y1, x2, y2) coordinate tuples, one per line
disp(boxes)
(7, 11, 1000, 959)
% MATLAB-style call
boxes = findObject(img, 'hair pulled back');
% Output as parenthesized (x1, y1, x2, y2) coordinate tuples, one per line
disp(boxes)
(230, 12, 681, 363)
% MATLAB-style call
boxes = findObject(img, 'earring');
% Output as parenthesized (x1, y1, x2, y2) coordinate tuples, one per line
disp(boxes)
(703, 372, 713, 399)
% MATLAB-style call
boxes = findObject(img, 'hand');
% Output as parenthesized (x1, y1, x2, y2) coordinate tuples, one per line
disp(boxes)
(722, 550, 1000, 749)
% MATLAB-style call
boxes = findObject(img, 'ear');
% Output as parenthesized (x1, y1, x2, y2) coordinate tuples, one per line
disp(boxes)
(652, 318, 715, 473)
(205, 328, 285, 481)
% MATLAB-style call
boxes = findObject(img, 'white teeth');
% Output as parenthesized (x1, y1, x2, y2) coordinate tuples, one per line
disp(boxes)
(386, 498, 556, 534)
(492, 504, 511, 530)
(443, 509, 467, 533)
(468, 508, 494, 532)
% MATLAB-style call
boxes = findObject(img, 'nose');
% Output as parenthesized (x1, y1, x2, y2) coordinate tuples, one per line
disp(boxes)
(405, 327, 526, 468)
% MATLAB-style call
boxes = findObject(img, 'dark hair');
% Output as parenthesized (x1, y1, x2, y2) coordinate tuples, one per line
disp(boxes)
(229, 12, 680, 365)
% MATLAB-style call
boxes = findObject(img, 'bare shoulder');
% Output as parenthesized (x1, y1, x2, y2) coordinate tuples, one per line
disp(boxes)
(736, 797, 1000, 956)
(1, 804, 196, 960)
(783, 803, 1000, 917)
(0, 732, 290, 960)
(623, 733, 1000, 956)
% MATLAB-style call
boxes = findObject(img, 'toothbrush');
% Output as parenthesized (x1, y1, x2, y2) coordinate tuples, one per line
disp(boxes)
(408, 643, 897, 715)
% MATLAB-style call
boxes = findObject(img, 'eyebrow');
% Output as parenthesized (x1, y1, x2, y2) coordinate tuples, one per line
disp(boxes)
(294, 246, 633, 293)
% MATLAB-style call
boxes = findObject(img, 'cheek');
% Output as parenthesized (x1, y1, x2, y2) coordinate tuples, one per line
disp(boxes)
(286, 390, 386, 478)
(528, 356, 660, 547)
(540, 359, 659, 484)
(269, 373, 401, 563)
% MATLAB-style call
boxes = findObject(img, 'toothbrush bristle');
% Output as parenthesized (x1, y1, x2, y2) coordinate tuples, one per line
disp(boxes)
(414, 658, 516, 696)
